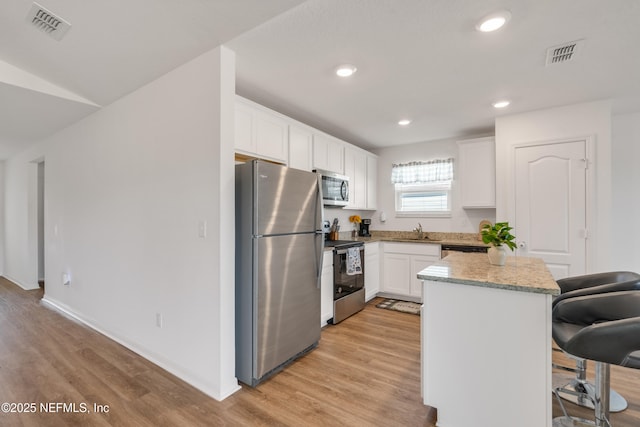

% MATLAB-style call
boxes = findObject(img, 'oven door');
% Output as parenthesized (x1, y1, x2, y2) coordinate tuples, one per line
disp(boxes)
(333, 246, 365, 299)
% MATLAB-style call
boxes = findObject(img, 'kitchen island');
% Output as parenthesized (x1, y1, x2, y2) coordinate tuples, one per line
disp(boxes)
(418, 252, 559, 427)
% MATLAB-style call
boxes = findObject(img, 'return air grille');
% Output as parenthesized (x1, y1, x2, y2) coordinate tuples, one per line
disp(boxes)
(545, 40, 583, 66)
(26, 2, 71, 41)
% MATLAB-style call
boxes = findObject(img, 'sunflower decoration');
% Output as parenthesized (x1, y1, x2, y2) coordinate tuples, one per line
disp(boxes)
(349, 215, 362, 229)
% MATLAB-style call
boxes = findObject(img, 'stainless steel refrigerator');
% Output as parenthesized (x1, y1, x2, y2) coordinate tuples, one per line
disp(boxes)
(235, 160, 324, 386)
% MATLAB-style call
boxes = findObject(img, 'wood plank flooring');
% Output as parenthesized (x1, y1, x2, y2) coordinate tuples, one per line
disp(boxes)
(3, 275, 640, 426)
(0, 277, 435, 426)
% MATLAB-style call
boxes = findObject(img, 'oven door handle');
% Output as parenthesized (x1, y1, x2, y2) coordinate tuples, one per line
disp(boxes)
(335, 247, 363, 255)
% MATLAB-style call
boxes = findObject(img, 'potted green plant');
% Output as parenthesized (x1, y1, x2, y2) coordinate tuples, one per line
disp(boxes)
(481, 221, 517, 266)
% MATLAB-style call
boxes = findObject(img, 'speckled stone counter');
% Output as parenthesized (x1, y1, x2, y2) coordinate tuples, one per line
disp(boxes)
(417, 252, 559, 295)
(332, 230, 490, 248)
(419, 251, 556, 427)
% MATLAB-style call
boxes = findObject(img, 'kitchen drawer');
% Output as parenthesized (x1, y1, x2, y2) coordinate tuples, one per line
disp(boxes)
(364, 241, 379, 255)
(383, 242, 440, 257)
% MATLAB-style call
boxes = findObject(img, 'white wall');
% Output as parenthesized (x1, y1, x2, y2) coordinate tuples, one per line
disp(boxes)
(371, 137, 495, 233)
(2, 46, 239, 400)
(611, 111, 640, 271)
(495, 100, 612, 272)
(0, 160, 4, 274)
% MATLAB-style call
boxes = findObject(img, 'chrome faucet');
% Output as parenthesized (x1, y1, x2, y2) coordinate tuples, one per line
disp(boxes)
(413, 223, 424, 239)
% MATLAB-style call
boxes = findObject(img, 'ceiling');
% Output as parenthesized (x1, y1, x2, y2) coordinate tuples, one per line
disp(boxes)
(0, 0, 305, 158)
(228, 0, 640, 150)
(1, 0, 640, 158)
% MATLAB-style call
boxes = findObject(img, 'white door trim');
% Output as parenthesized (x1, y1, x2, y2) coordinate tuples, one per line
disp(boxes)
(507, 135, 596, 273)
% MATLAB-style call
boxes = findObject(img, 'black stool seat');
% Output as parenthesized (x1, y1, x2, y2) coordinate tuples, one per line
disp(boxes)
(556, 271, 640, 294)
(553, 272, 640, 414)
(554, 272, 640, 308)
(552, 290, 640, 426)
(553, 291, 640, 368)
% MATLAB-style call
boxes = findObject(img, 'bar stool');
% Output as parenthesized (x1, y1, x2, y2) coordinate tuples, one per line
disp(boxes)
(553, 272, 640, 412)
(552, 290, 640, 426)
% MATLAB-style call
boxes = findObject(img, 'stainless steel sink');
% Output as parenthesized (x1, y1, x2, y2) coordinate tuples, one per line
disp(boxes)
(407, 236, 441, 241)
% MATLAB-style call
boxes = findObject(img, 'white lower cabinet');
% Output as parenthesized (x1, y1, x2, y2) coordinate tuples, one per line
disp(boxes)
(320, 250, 334, 327)
(410, 256, 436, 297)
(383, 253, 412, 296)
(382, 242, 440, 302)
(364, 242, 380, 301)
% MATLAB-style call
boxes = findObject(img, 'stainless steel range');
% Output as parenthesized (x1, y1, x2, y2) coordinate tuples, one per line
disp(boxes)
(324, 240, 365, 324)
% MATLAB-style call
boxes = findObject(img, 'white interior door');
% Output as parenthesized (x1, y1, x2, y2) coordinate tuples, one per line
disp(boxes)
(514, 140, 587, 279)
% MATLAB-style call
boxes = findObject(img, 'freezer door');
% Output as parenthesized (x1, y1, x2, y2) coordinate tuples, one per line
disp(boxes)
(255, 233, 321, 380)
(255, 161, 321, 236)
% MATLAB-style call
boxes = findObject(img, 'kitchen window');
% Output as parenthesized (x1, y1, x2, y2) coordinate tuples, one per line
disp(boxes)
(392, 159, 453, 217)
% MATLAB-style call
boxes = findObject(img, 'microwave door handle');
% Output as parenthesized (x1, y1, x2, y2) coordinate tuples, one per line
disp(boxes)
(341, 181, 348, 201)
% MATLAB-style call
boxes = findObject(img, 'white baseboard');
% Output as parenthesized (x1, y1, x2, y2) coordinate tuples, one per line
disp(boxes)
(376, 291, 422, 303)
(2, 274, 39, 291)
(40, 296, 240, 401)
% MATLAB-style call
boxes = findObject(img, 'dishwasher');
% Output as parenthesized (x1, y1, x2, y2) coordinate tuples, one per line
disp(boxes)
(440, 243, 488, 259)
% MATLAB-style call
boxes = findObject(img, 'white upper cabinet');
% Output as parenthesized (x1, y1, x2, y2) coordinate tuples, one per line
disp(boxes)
(344, 146, 367, 209)
(344, 146, 378, 211)
(313, 133, 344, 174)
(235, 101, 254, 154)
(366, 154, 378, 210)
(457, 137, 496, 208)
(234, 96, 378, 202)
(235, 97, 288, 164)
(288, 124, 314, 171)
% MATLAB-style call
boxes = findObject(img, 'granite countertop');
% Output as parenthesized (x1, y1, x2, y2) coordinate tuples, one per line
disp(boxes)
(339, 231, 490, 248)
(417, 252, 560, 295)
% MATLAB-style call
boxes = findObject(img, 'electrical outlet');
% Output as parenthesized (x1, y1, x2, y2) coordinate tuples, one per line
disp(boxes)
(155, 313, 163, 328)
(198, 220, 207, 238)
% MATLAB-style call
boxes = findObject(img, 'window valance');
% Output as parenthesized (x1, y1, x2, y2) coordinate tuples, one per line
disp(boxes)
(391, 158, 454, 184)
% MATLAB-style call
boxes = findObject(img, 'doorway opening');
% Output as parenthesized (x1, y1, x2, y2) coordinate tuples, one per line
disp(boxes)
(37, 161, 45, 289)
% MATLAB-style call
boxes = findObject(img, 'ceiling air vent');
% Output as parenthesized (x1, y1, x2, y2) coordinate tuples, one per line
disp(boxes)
(26, 2, 71, 41)
(545, 40, 583, 66)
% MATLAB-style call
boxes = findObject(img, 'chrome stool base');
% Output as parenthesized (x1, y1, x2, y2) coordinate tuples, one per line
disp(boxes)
(553, 363, 613, 427)
(553, 416, 601, 427)
(556, 380, 627, 412)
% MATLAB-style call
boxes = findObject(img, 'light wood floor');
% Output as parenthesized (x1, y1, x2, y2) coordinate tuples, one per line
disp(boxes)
(0, 277, 435, 426)
(4, 276, 640, 427)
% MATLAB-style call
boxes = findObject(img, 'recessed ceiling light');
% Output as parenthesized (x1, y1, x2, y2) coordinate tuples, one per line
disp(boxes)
(335, 64, 357, 77)
(476, 10, 511, 32)
(492, 100, 510, 109)
(398, 119, 412, 126)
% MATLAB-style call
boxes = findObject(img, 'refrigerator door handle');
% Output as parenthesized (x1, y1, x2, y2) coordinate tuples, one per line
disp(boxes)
(315, 232, 323, 289)
(315, 172, 324, 288)
(316, 172, 324, 231)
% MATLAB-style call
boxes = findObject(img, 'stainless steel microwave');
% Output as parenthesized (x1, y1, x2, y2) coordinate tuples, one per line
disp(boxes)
(314, 169, 349, 207)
